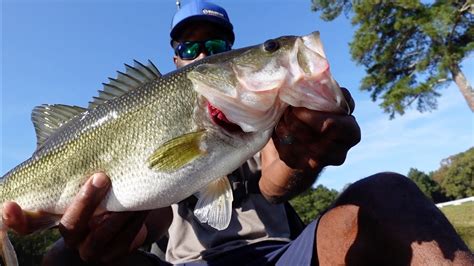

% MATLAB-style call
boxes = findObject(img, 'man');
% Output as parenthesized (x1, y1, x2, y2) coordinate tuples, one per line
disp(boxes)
(4, 1, 473, 265)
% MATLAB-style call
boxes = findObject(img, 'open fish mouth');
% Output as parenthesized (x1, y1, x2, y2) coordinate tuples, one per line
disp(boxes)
(207, 102, 242, 133)
(190, 32, 349, 134)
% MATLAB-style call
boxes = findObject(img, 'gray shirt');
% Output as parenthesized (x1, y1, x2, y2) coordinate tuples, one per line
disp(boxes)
(165, 155, 292, 263)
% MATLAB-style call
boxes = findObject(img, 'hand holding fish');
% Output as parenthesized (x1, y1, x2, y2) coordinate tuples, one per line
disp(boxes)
(45, 173, 171, 264)
(260, 88, 360, 202)
(274, 87, 359, 170)
(2, 173, 168, 264)
(57, 173, 148, 263)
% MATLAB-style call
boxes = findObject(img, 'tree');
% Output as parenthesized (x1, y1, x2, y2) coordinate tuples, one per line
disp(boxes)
(432, 147, 474, 199)
(290, 184, 339, 224)
(9, 229, 61, 266)
(311, 0, 473, 117)
(407, 168, 448, 203)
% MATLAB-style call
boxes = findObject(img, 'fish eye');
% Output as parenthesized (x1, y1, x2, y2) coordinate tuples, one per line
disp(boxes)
(263, 39, 279, 52)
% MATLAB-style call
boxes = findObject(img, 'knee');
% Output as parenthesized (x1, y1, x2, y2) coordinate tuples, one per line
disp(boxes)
(349, 172, 419, 194)
(334, 172, 426, 207)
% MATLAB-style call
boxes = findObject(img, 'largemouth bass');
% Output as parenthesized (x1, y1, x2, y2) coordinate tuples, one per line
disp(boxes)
(0, 31, 349, 265)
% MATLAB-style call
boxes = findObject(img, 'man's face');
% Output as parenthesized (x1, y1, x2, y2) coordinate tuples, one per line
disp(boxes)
(173, 22, 231, 68)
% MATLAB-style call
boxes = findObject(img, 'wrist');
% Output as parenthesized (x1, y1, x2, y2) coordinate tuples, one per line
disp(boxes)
(259, 159, 323, 203)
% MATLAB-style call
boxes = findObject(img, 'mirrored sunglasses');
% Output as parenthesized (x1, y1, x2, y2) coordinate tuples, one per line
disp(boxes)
(175, 39, 231, 60)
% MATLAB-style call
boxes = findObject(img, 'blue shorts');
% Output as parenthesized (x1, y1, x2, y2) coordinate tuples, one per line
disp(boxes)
(144, 218, 319, 266)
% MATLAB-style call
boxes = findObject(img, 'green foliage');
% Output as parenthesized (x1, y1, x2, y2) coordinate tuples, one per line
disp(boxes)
(8, 229, 61, 266)
(310, 0, 352, 20)
(432, 147, 474, 199)
(311, 0, 474, 117)
(406, 148, 473, 202)
(407, 168, 448, 203)
(290, 184, 339, 224)
(440, 201, 474, 251)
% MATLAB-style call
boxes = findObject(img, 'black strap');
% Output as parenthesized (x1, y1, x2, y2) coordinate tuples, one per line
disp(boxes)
(228, 165, 261, 208)
(283, 202, 306, 240)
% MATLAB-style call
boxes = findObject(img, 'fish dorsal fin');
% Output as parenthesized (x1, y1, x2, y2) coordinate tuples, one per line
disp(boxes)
(31, 104, 87, 147)
(88, 60, 162, 109)
(194, 176, 234, 230)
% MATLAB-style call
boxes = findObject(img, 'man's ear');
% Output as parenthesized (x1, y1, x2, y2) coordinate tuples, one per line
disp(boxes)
(173, 55, 179, 67)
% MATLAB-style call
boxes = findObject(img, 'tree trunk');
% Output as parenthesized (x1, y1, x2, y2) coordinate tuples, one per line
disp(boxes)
(450, 64, 474, 112)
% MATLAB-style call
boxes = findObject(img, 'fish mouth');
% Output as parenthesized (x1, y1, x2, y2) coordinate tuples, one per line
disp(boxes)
(207, 102, 243, 133)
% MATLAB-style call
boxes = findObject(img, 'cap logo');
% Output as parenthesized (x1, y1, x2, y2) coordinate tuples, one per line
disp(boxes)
(202, 8, 224, 18)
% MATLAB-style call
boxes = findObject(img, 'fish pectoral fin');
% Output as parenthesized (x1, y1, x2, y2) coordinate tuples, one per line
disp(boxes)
(193, 176, 234, 230)
(147, 130, 207, 172)
(23, 210, 62, 232)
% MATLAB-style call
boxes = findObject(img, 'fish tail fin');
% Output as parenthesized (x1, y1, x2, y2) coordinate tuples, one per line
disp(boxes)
(0, 214, 19, 266)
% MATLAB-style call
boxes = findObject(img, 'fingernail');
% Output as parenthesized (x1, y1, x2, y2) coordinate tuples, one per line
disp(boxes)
(92, 173, 108, 188)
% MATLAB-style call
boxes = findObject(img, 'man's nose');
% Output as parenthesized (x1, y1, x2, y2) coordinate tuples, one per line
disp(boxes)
(195, 52, 207, 60)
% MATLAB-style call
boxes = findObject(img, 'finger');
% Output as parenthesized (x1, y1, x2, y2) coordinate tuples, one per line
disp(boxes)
(272, 131, 311, 169)
(2, 202, 28, 235)
(340, 87, 355, 114)
(320, 115, 361, 148)
(79, 211, 148, 262)
(306, 138, 351, 166)
(274, 108, 314, 144)
(288, 108, 329, 135)
(41, 238, 84, 266)
(291, 108, 360, 144)
(59, 172, 111, 247)
(100, 212, 149, 263)
(281, 109, 316, 143)
(130, 223, 148, 251)
(78, 212, 134, 261)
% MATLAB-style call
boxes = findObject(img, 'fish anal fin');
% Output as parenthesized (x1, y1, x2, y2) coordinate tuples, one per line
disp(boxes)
(0, 229, 18, 266)
(0, 209, 18, 266)
(193, 176, 234, 230)
(0, 208, 60, 266)
(22, 210, 62, 232)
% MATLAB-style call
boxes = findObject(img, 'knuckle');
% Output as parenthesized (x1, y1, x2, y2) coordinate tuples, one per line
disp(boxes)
(59, 216, 76, 233)
(327, 153, 347, 166)
(79, 248, 94, 262)
(321, 117, 337, 133)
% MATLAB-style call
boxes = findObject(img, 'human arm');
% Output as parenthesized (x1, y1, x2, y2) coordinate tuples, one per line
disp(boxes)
(259, 88, 361, 203)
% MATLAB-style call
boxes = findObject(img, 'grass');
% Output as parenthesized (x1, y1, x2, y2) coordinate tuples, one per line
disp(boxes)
(439, 201, 474, 251)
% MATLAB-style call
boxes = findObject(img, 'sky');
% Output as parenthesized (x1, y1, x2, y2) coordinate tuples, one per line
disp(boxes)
(2, 0, 473, 191)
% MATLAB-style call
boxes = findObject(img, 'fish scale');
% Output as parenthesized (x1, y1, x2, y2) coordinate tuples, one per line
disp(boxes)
(1, 32, 349, 266)
(2, 68, 196, 208)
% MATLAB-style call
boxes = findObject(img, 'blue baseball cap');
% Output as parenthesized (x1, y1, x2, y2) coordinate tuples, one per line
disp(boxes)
(170, 0, 235, 45)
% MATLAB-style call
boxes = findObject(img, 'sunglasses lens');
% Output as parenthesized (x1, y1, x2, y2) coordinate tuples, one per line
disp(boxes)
(177, 42, 200, 60)
(176, 40, 230, 60)
(204, 40, 230, 55)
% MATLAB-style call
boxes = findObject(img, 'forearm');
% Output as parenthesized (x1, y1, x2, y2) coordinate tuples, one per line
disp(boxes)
(258, 140, 323, 203)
